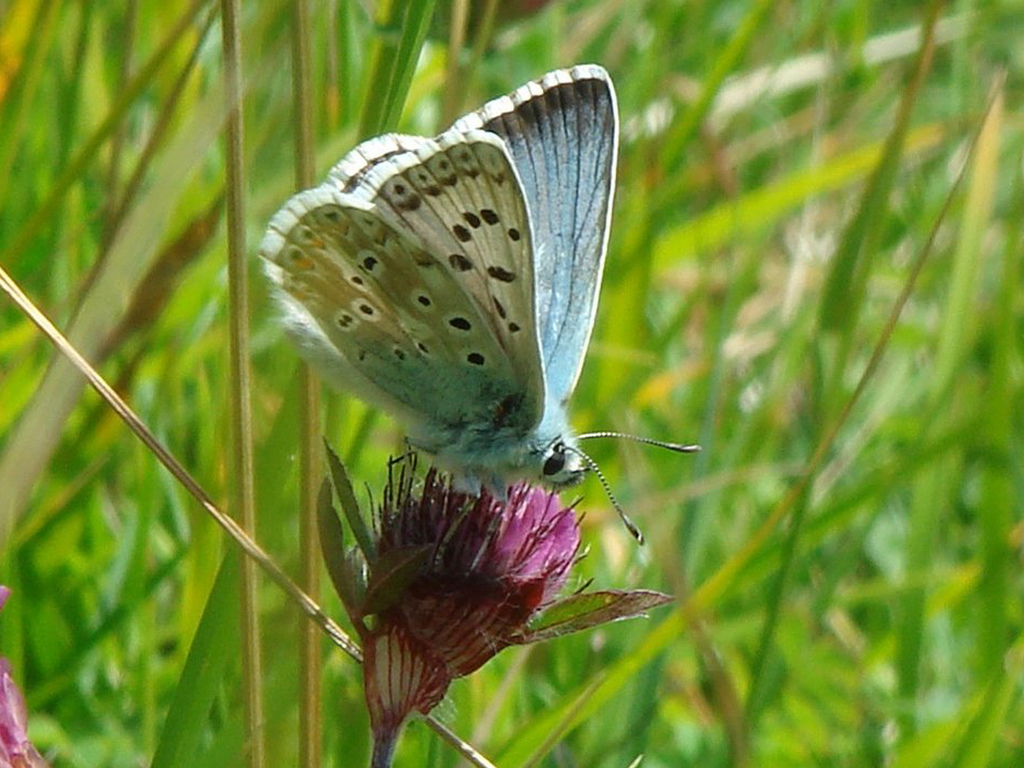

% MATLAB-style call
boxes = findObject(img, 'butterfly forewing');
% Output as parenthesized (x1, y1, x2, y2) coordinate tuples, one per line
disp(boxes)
(357, 131, 541, 390)
(453, 64, 618, 403)
(329, 134, 430, 192)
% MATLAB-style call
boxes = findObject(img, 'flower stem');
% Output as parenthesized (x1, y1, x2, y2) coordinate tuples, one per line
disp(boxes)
(370, 730, 399, 768)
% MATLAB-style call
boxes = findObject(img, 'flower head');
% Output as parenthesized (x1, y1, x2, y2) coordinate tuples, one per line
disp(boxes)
(374, 469, 580, 674)
(0, 587, 49, 768)
(319, 453, 672, 767)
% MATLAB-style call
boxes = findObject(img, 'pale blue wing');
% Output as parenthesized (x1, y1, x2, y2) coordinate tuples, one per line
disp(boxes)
(453, 64, 618, 404)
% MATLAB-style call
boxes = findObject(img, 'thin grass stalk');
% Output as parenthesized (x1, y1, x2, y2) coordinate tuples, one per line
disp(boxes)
(688, 613, 748, 765)
(298, 365, 323, 766)
(334, 0, 356, 127)
(291, 0, 323, 764)
(950, 647, 1024, 765)
(468, 646, 532, 747)
(377, 0, 437, 131)
(678, 245, 744, 568)
(650, 117, 752, 750)
(357, 0, 400, 138)
(150, 552, 241, 768)
(220, 0, 264, 765)
(325, 0, 339, 129)
(662, 243, 750, 761)
(357, 0, 437, 138)
(518, 677, 606, 768)
(441, 0, 469, 126)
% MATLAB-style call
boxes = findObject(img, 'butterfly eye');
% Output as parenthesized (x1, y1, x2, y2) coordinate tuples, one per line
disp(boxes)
(542, 449, 566, 477)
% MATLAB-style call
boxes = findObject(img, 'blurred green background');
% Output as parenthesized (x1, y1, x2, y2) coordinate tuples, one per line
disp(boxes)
(0, 0, 1021, 765)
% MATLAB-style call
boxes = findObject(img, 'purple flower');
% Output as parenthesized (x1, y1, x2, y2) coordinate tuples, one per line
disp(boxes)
(0, 587, 49, 768)
(319, 455, 673, 768)
(374, 472, 579, 675)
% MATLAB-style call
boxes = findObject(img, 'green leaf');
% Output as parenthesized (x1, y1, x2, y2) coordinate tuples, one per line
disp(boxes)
(324, 439, 376, 563)
(150, 553, 240, 768)
(518, 590, 673, 643)
(317, 478, 366, 626)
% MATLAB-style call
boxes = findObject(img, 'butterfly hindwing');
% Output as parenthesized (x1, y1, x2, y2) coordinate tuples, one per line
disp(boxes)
(259, 172, 541, 440)
(453, 64, 618, 404)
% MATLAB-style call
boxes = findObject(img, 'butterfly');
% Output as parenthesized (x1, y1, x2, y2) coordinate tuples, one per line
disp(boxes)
(260, 65, 625, 500)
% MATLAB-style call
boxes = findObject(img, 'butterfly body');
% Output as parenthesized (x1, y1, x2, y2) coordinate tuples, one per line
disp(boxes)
(260, 65, 618, 494)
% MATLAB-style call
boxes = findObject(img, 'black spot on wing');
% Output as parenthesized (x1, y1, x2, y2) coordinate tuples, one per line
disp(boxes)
(487, 266, 516, 282)
(449, 253, 474, 271)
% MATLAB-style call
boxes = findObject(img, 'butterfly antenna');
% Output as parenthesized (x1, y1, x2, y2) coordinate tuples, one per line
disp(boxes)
(576, 432, 701, 454)
(564, 444, 644, 545)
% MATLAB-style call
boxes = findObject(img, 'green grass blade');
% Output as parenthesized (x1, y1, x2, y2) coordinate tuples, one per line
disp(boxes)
(659, 0, 774, 170)
(150, 554, 241, 768)
(896, 78, 1004, 738)
(817, 1, 941, 338)
(975, 93, 1018, 684)
(357, 0, 437, 137)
